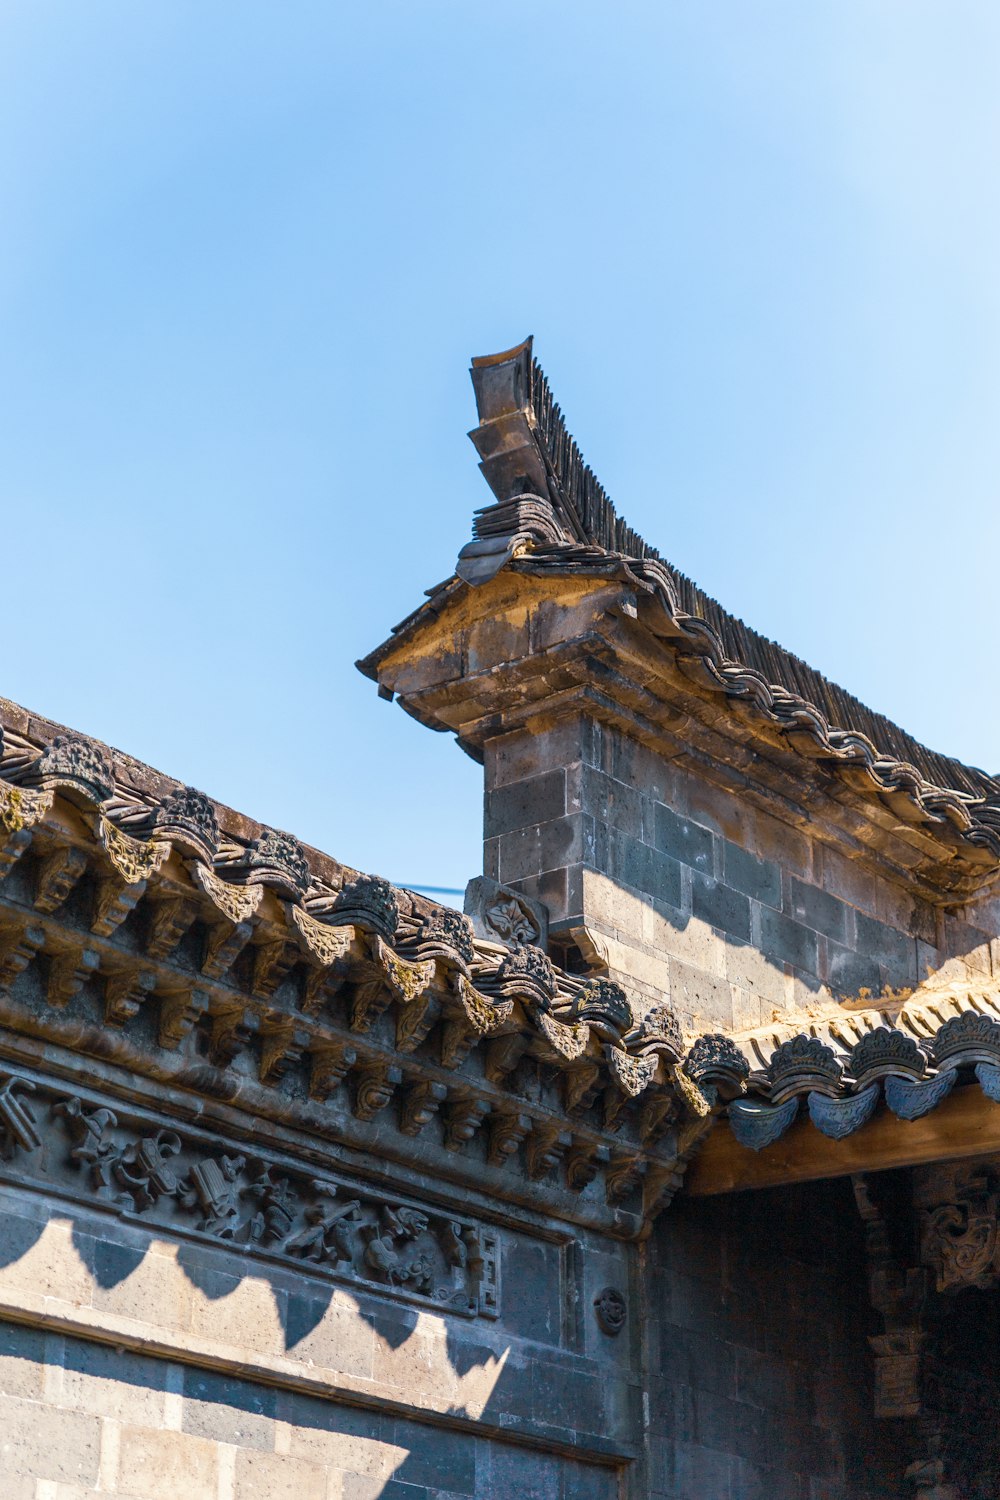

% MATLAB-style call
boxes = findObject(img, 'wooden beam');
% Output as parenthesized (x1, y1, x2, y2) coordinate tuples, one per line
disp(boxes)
(685, 1083, 1000, 1196)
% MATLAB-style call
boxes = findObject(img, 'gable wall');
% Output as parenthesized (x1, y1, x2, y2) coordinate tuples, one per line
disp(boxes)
(484, 716, 998, 1031)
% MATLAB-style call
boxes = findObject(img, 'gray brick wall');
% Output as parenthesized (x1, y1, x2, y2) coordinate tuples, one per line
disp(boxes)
(483, 718, 997, 1031)
(0, 1321, 621, 1500)
(645, 1178, 909, 1500)
(0, 1184, 635, 1499)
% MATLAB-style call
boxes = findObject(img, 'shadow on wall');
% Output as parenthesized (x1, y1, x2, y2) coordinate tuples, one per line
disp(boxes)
(576, 846, 998, 1038)
(0, 1205, 621, 1500)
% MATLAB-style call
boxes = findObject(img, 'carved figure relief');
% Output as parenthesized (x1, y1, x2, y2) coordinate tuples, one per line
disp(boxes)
(33, 1076, 500, 1318)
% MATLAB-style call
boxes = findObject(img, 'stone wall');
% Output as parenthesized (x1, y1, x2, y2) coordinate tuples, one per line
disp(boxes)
(645, 1175, 909, 1500)
(0, 1183, 634, 1500)
(484, 715, 999, 1030)
(0, 1162, 915, 1497)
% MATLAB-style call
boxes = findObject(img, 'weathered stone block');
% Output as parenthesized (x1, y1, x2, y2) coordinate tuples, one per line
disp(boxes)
(283, 1295, 375, 1381)
(234, 1448, 327, 1500)
(824, 940, 881, 999)
(497, 813, 594, 883)
(484, 769, 566, 838)
(730, 986, 766, 1032)
(188, 1268, 287, 1358)
(182, 1365, 277, 1451)
(690, 874, 751, 942)
(482, 1441, 564, 1500)
(0, 1212, 95, 1309)
(56, 1332, 167, 1428)
(87, 1242, 194, 1329)
(725, 938, 787, 1011)
(608, 830, 683, 907)
(659, 1325, 737, 1401)
(668, 959, 735, 1030)
(115, 1423, 219, 1500)
(500, 1239, 562, 1345)
(693, 1387, 767, 1465)
(854, 912, 917, 984)
(735, 1346, 804, 1417)
(641, 902, 724, 977)
(339, 1478, 428, 1500)
(757, 907, 819, 977)
(573, 764, 645, 838)
(485, 716, 596, 789)
(277, 1391, 406, 1477)
(370, 1313, 438, 1404)
(0, 1393, 101, 1489)
(722, 840, 780, 909)
(390, 1420, 477, 1494)
(787, 877, 849, 945)
(662, 1439, 735, 1500)
(653, 804, 714, 873)
(0, 1320, 46, 1399)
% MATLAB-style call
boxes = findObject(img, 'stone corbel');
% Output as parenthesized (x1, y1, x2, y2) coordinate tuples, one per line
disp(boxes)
(251, 936, 297, 1001)
(201, 919, 255, 982)
(103, 968, 157, 1028)
(46, 943, 100, 1009)
(352, 1058, 402, 1122)
(207, 1001, 256, 1068)
(156, 984, 208, 1050)
(33, 844, 88, 915)
(444, 1092, 490, 1152)
(146, 897, 200, 962)
(487, 1111, 532, 1169)
(259, 1015, 311, 1084)
(91, 876, 145, 939)
(525, 1121, 571, 1181)
(565, 1139, 608, 1193)
(398, 1080, 448, 1138)
(0, 920, 46, 992)
(308, 1040, 357, 1102)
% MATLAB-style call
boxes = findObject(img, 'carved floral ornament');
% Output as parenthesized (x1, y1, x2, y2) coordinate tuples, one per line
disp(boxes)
(485, 891, 540, 947)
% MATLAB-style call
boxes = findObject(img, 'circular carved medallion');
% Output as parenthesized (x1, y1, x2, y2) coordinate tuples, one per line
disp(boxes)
(593, 1286, 627, 1336)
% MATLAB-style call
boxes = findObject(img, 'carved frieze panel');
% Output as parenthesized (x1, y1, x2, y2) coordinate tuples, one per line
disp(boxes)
(0, 1065, 500, 1320)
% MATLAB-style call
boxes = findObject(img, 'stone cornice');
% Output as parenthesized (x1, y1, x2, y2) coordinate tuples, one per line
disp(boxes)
(0, 709, 717, 1238)
(360, 562, 1000, 908)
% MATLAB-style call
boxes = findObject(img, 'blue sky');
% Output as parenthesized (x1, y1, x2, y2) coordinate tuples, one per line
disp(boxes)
(1, 3, 998, 893)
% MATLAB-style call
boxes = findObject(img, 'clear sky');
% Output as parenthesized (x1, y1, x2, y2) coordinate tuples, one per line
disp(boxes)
(1, 3, 998, 895)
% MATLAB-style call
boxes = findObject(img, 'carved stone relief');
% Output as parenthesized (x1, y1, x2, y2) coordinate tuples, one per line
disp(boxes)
(464, 876, 547, 951)
(0, 1065, 500, 1320)
(856, 1162, 1000, 1498)
(916, 1162, 1000, 1295)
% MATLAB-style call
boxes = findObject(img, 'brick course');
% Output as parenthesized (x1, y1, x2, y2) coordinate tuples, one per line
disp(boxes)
(485, 718, 993, 1030)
